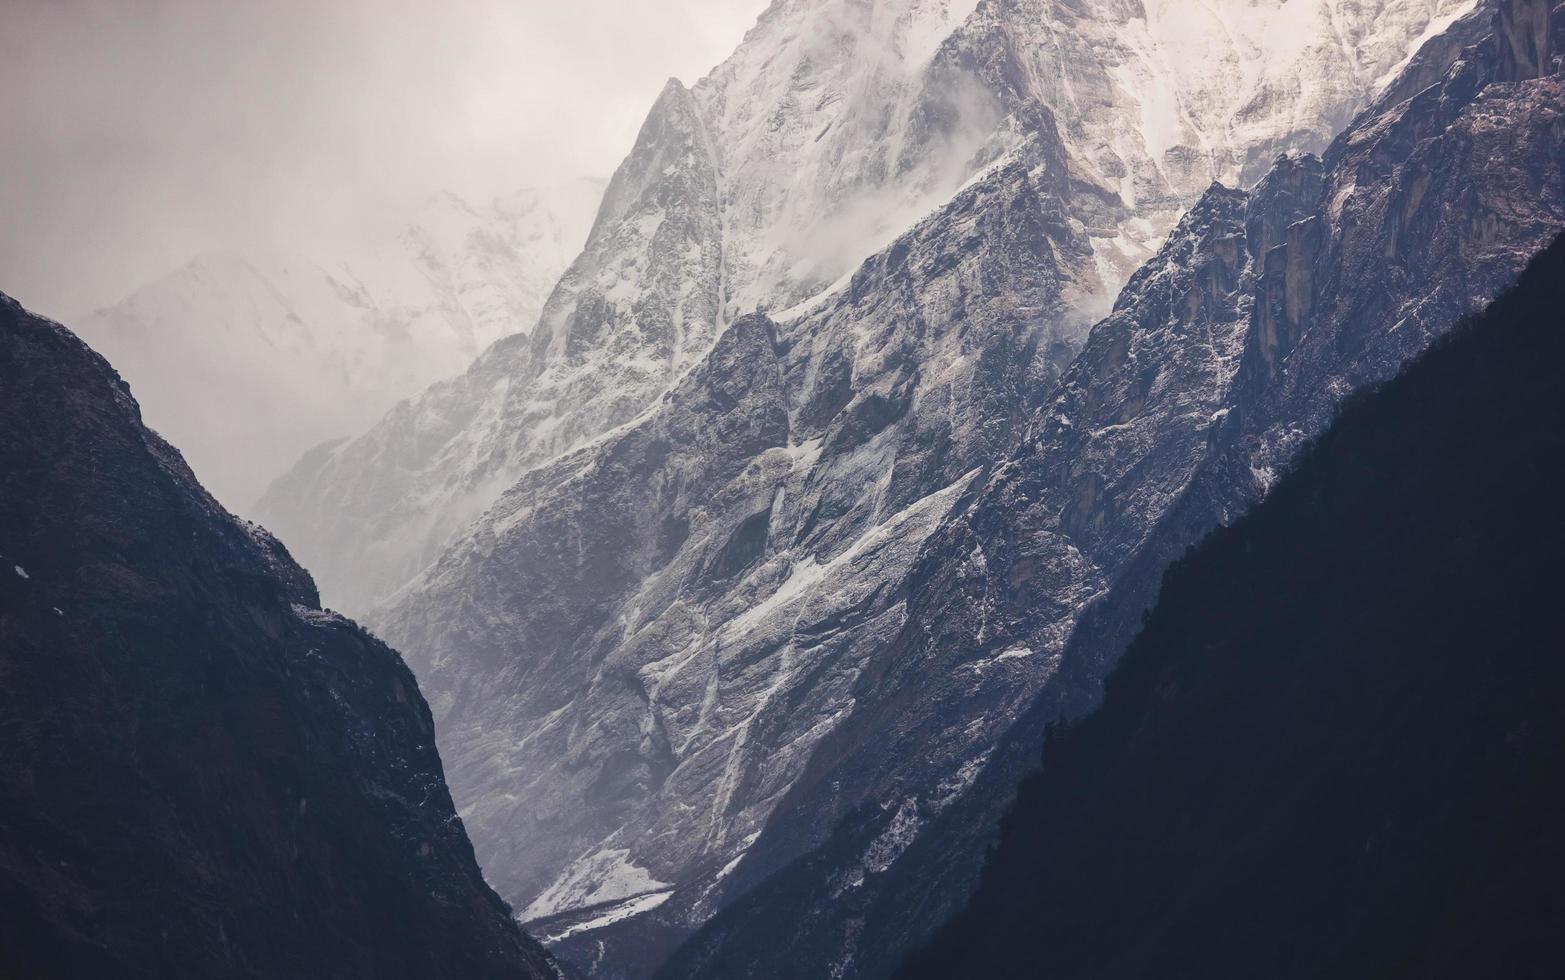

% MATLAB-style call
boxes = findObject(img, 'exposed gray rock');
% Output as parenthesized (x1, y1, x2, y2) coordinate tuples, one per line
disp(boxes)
(257, 80, 723, 613)
(250, 1, 1521, 977)
(661, 5, 1564, 977)
(377, 126, 1102, 967)
(258, 0, 1471, 620)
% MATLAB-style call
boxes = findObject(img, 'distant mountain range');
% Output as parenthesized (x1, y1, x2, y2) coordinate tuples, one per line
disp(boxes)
(257, 0, 1483, 616)
(73, 178, 604, 510)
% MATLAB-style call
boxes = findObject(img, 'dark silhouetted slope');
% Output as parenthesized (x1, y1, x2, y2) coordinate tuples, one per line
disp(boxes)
(897, 232, 1565, 980)
(0, 293, 555, 979)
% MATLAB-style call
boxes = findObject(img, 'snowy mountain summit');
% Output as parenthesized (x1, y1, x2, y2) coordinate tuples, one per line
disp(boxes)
(709, 0, 1479, 309)
(76, 178, 603, 510)
(261, 0, 1474, 613)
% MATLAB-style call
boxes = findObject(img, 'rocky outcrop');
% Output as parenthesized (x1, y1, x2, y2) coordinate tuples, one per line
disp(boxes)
(898, 230, 1565, 980)
(251, 1, 1515, 977)
(659, 174, 1279, 980)
(662, 4, 1564, 977)
(0, 294, 556, 980)
(256, 81, 723, 613)
(377, 123, 1101, 974)
(259, 0, 1473, 620)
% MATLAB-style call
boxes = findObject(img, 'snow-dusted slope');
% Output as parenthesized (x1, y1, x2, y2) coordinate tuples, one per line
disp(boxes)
(75, 179, 603, 510)
(933, 0, 1481, 285)
(659, 5, 1562, 977)
(704, 0, 1482, 307)
(380, 128, 1099, 955)
(260, 0, 1473, 617)
(256, 0, 993, 612)
(257, 88, 724, 612)
(693, 0, 993, 312)
(336, 3, 1502, 976)
(250, 0, 1493, 972)
(689, 0, 1484, 311)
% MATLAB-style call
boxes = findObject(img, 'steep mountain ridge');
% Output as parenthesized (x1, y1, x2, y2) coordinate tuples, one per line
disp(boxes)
(259, 85, 725, 612)
(252, 1, 1527, 976)
(897, 230, 1565, 980)
(0, 293, 557, 979)
(77, 179, 603, 511)
(257, 0, 1469, 616)
(661, 2, 1563, 976)
(380, 122, 1099, 965)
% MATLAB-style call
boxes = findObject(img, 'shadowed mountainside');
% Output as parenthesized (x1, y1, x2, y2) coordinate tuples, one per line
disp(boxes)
(898, 233, 1565, 980)
(0, 293, 557, 979)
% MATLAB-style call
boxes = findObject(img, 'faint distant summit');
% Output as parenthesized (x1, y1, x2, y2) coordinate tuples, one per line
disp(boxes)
(73, 178, 605, 510)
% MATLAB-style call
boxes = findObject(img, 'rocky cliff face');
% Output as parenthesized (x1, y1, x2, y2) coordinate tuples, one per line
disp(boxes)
(898, 230, 1565, 980)
(258, 82, 724, 613)
(0, 294, 557, 980)
(75, 180, 603, 512)
(945, 0, 1481, 223)
(379, 125, 1100, 971)
(662, 4, 1563, 977)
(251, 0, 1526, 976)
(258, 0, 1470, 618)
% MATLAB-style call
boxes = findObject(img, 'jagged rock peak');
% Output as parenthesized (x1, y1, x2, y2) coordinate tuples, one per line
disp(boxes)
(257, 0, 1481, 618)
(655, 3, 1564, 976)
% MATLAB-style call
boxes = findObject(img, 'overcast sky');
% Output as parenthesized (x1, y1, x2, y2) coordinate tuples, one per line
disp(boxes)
(0, 0, 768, 319)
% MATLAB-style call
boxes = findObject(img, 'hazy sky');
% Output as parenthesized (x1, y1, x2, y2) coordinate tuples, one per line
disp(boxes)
(0, 0, 768, 318)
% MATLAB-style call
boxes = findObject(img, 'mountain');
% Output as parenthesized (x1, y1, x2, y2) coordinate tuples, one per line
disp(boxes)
(255, 0, 1549, 976)
(256, 0, 1475, 616)
(0, 293, 557, 979)
(256, 86, 728, 612)
(658, 3, 1562, 977)
(896, 231, 1565, 980)
(378, 109, 1095, 945)
(74, 178, 604, 511)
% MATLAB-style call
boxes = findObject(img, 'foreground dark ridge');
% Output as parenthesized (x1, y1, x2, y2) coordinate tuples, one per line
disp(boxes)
(0, 293, 556, 979)
(897, 232, 1565, 979)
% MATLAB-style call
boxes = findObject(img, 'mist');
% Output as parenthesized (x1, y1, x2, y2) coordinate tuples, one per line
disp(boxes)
(0, 0, 767, 320)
